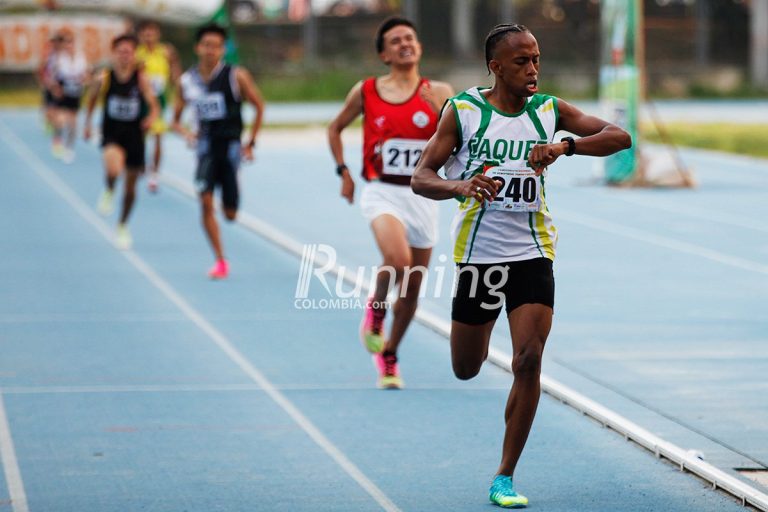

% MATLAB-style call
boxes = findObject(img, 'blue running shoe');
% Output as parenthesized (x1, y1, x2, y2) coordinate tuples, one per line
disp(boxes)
(489, 475, 528, 508)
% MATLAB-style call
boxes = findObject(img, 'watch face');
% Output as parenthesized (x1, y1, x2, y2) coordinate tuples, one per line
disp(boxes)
(561, 137, 574, 155)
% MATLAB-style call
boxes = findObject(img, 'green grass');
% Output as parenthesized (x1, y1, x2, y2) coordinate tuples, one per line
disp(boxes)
(686, 83, 768, 99)
(254, 69, 359, 102)
(0, 68, 359, 106)
(641, 122, 768, 159)
(3, 86, 766, 159)
(0, 88, 44, 107)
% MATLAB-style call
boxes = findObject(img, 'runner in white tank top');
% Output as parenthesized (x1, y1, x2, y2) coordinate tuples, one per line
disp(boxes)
(46, 29, 89, 163)
(444, 86, 559, 264)
(412, 24, 631, 508)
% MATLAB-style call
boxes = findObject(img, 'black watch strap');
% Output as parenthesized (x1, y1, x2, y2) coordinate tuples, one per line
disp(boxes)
(336, 164, 349, 176)
(561, 136, 576, 156)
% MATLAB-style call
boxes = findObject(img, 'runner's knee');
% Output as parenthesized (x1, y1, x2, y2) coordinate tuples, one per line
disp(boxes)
(453, 359, 482, 380)
(382, 253, 411, 274)
(511, 344, 543, 376)
(201, 196, 215, 216)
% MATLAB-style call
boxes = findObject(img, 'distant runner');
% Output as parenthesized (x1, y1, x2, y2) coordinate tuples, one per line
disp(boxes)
(173, 23, 265, 279)
(84, 34, 159, 250)
(136, 19, 182, 192)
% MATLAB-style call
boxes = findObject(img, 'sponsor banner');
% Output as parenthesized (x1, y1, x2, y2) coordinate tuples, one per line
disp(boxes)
(599, 0, 640, 184)
(0, 0, 221, 24)
(0, 14, 128, 71)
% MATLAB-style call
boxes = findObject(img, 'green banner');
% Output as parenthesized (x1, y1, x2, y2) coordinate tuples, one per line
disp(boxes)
(599, 0, 640, 183)
(207, 2, 239, 64)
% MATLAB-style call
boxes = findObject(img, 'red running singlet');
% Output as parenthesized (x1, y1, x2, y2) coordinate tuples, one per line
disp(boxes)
(361, 77, 439, 184)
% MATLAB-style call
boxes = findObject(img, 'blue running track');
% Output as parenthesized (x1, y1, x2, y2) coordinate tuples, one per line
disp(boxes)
(0, 108, 766, 511)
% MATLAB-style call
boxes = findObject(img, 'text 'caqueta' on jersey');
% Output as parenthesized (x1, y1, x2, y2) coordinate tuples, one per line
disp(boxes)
(444, 88, 559, 264)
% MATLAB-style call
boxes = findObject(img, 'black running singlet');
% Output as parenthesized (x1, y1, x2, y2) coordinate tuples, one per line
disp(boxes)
(101, 69, 146, 138)
(191, 63, 243, 140)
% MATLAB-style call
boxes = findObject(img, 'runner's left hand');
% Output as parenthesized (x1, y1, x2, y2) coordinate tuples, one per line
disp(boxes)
(528, 142, 565, 175)
(141, 116, 155, 133)
(241, 145, 254, 162)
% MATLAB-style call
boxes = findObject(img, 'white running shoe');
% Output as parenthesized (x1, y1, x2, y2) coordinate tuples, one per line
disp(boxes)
(147, 172, 159, 193)
(61, 148, 75, 164)
(116, 224, 132, 250)
(97, 190, 114, 216)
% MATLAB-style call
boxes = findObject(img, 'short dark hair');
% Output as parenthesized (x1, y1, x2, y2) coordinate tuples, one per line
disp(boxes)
(196, 23, 227, 43)
(112, 33, 138, 49)
(375, 16, 416, 53)
(136, 19, 160, 32)
(484, 23, 530, 72)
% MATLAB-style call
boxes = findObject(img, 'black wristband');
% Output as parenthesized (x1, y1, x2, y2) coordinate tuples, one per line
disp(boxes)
(561, 136, 576, 156)
(336, 164, 348, 176)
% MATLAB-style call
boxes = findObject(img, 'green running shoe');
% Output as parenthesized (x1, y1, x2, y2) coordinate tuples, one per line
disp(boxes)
(373, 351, 403, 389)
(489, 475, 528, 508)
(359, 298, 385, 353)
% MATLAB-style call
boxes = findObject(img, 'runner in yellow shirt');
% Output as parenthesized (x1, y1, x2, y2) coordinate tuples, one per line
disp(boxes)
(136, 19, 181, 192)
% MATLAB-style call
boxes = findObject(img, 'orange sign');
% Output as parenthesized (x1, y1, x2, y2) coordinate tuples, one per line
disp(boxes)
(0, 14, 129, 71)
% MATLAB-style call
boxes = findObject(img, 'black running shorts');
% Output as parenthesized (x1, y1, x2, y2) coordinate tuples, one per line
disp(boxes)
(195, 137, 241, 210)
(54, 94, 81, 111)
(102, 128, 146, 169)
(43, 90, 55, 106)
(451, 257, 555, 325)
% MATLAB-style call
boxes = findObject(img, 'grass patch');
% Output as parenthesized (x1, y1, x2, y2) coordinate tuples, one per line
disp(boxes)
(3, 85, 765, 159)
(641, 122, 768, 159)
(255, 69, 359, 102)
(0, 88, 44, 107)
(0, 68, 360, 106)
(686, 83, 768, 99)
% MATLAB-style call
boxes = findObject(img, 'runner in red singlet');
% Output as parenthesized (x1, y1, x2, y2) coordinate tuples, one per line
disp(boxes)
(328, 17, 454, 389)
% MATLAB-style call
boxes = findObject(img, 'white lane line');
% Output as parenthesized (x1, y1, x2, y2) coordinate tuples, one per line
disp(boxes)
(0, 392, 29, 512)
(604, 194, 768, 235)
(1, 383, 507, 395)
(0, 314, 185, 323)
(159, 167, 768, 512)
(1, 385, 263, 395)
(0, 121, 402, 512)
(557, 208, 768, 275)
(163, 168, 768, 278)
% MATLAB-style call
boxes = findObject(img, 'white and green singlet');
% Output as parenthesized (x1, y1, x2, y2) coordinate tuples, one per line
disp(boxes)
(444, 87, 560, 264)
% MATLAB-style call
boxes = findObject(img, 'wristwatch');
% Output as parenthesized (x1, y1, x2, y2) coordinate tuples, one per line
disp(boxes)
(560, 136, 576, 156)
(336, 163, 349, 176)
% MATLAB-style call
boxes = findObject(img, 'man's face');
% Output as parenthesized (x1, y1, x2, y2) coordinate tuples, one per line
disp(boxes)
(113, 41, 136, 68)
(138, 25, 160, 45)
(61, 36, 75, 53)
(379, 25, 422, 67)
(490, 32, 540, 97)
(196, 33, 225, 66)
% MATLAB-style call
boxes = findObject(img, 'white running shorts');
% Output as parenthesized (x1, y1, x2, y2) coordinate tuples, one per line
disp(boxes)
(360, 181, 439, 249)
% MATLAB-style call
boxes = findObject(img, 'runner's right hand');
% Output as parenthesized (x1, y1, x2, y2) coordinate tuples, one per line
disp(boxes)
(341, 173, 355, 204)
(454, 174, 500, 205)
(184, 131, 197, 148)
